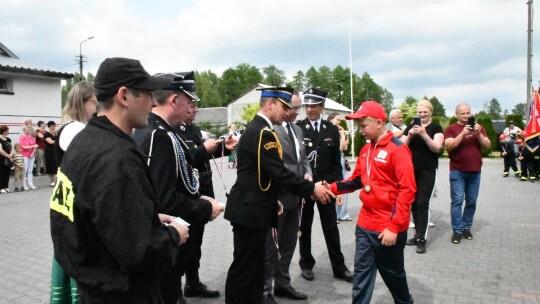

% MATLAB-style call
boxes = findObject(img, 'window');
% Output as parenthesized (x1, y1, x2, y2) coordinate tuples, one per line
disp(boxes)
(0, 78, 13, 94)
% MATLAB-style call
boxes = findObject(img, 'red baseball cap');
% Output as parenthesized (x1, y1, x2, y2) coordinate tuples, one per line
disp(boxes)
(345, 101, 387, 122)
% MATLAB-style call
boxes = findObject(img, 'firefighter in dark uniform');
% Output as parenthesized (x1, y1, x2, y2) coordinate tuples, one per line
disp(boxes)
(224, 87, 335, 304)
(132, 72, 224, 304)
(174, 71, 238, 299)
(297, 87, 353, 282)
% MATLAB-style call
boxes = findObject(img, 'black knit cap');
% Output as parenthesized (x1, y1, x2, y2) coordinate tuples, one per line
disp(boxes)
(94, 57, 171, 101)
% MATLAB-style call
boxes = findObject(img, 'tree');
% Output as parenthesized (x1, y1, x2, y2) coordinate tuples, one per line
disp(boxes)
(240, 103, 259, 123)
(195, 70, 222, 108)
(428, 96, 446, 117)
(218, 63, 263, 106)
(287, 70, 306, 91)
(399, 97, 417, 121)
(512, 102, 527, 116)
(484, 98, 502, 119)
(380, 89, 394, 115)
(262, 65, 286, 87)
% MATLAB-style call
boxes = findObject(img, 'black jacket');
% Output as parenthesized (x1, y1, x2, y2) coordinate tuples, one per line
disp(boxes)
(132, 113, 212, 226)
(50, 116, 180, 304)
(297, 118, 343, 183)
(224, 115, 314, 230)
(176, 123, 230, 198)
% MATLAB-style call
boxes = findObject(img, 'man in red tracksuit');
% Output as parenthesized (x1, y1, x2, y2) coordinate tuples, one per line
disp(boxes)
(328, 101, 416, 304)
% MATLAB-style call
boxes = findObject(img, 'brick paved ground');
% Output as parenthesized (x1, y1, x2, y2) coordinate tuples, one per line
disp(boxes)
(0, 158, 539, 303)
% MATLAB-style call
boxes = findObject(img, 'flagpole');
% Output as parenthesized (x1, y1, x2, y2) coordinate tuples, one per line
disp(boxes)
(526, 0, 533, 118)
(348, 2, 355, 161)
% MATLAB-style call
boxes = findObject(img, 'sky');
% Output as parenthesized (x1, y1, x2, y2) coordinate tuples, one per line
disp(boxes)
(1, 0, 538, 115)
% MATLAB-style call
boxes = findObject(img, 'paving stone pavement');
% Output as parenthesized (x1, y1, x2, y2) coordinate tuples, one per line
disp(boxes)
(0, 158, 539, 304)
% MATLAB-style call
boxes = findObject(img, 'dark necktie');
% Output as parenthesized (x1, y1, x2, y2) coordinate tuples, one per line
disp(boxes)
(313, 121, 319, 142)
(286, 123, 298, 160)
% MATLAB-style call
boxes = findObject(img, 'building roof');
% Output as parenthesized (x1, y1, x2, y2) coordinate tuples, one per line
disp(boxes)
(194, 107, 228, 125)
(0, 42, 73, 79)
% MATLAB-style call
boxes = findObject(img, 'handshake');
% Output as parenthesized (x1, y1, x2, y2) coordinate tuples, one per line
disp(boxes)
(311, 181, 335, 204)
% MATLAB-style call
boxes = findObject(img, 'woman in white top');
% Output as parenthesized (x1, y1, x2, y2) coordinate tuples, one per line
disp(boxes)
(50, 81, 97, 304)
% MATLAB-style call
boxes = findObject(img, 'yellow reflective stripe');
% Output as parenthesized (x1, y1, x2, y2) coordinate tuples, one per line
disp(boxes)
(50, 169, 75, 222)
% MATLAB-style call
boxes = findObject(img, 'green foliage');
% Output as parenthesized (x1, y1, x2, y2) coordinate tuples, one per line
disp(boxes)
(352, 128, 367, 156)
(483, 98, 502, 120)
(218, 63, 263, 106)
(512, 103, 527, 116)
(241, 103, 259, 123)
(287, 70, 306, 91)
(399, 97, 418, 120)
(505, 114, 525, 129)
(449, 116, 458, 124)
(428, 96, 446, 117)
(262, 65, 286, 86)
(478, 116, 496, 156)
(195, 71, 222, 107)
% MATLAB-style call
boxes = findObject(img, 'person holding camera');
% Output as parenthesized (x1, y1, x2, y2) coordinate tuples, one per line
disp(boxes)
(444, 103, 491, 244)
(402, 100, 443, 254)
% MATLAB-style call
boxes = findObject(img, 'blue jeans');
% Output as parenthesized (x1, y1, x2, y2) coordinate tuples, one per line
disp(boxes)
(352, 227, 413, 304)
(449, 170, 481, 234)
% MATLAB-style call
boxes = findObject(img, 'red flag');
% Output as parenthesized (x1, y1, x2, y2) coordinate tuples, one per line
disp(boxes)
(524, 90, 540, 152)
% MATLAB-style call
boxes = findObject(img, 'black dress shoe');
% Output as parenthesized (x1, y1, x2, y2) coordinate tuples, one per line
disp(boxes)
(265, 294, 278, 304)
(184, 282, 220, 298)
(274, 285, 307, 300)
(301, 269, 314, 281)
(334, 270, 353, 282)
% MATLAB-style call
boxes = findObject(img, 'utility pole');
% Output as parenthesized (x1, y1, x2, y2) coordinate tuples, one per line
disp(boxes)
(526, 0, 533, 118)
(79, 36, 94, 81)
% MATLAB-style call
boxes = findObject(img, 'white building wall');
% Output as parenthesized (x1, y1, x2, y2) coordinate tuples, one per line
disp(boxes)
(0, 73, 62, 135)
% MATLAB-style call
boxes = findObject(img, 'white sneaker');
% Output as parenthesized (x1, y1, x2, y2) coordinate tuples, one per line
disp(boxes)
(428, 222, 435, 227)
(30, 186, 37, 190)
(50, 183, 56, 187)
(24, 187, 29, 191)
(409, 222, 415, 228)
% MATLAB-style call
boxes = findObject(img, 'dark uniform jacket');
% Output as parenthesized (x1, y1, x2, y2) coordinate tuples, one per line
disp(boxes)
(50, 116, 180, 304)
(274, 123, 312, 210)
(224, 115, 315, 230)
(132, 113, 212, 226)
(297, 118, 343, 183)
(176, 123, 230, 197)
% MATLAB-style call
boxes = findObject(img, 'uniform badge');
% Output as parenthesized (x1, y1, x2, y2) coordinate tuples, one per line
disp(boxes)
(264, 142, 278, 150)
(180, 125, 185, 131)
(308, 142, 313, 147)
(323, 124, 326, 129)
(305, 124, 310, 129)
(194, 144, 197, 148)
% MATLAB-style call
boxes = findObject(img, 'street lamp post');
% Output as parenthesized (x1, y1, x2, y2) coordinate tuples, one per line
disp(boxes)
(79, 36, 95, 81)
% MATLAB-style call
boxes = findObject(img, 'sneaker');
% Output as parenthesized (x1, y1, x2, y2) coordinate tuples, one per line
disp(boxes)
(50, 182, 56, 187)
(451, 232, 461, 244)
(503, 172, 509, 177)
(23, 187, 29, 191)
(428, 222, 435, 227)
(14, 187, 19, 192)
(462, 229, 473, 240)
(406, 237, 418, 246)
(416, 239, 426, 254)
(409, 222, 415, 228)
(30, 186, 37, 190)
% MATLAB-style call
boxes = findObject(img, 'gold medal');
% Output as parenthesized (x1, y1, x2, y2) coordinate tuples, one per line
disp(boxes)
(364, 185, 371, 193)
